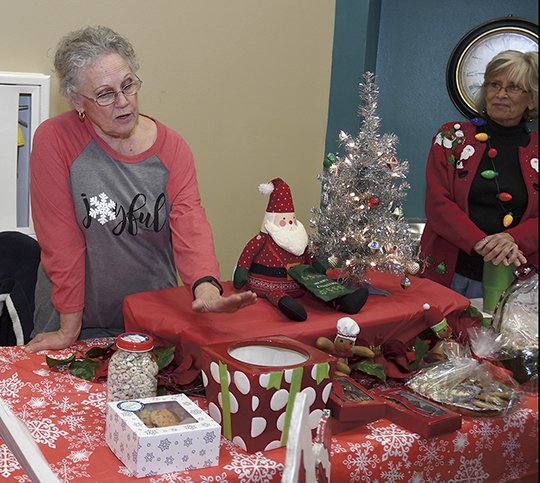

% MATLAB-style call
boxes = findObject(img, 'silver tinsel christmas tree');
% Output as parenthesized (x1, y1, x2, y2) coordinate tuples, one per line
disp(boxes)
(310, 72, 417, 286)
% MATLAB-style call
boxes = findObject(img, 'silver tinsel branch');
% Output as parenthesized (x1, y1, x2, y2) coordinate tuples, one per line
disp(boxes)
(309, 72, 417, 286)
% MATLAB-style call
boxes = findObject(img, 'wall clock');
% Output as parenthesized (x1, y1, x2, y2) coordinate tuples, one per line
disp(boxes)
(446, 17, 538, 118)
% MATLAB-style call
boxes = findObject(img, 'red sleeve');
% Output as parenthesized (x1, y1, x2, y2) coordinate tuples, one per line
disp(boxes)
(425, 126, 486, 254)
(30, 114, 88, 313)
(507, 136, 539, 259)
(162, 126, 221, 286)
(507, 217, 538, 258)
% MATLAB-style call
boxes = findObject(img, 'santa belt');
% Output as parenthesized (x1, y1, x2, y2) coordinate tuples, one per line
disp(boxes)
(249, 263, 288, 278)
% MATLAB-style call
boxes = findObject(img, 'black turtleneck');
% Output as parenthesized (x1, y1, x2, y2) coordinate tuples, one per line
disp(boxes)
(455, 118, 530, 281)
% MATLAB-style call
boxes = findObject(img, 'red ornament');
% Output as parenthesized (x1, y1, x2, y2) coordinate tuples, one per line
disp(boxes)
(488, 147, 498, 158)
(368, 196, 380, 208)
(386, 156, 398, 169)
(498, 192, 512, 202)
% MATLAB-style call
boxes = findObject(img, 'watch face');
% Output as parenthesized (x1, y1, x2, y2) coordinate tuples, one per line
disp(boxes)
(447, 18, 538, 118)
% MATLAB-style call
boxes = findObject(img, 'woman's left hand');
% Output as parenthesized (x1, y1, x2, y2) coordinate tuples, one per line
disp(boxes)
(474, 233, 528, 266)
(192, 282, 257, 313)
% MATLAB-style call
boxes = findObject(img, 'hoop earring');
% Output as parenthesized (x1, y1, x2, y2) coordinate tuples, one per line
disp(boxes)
(78, 110, 85, 121)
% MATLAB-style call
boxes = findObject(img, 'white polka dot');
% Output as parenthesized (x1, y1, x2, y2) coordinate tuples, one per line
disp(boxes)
(300, 387, 316, 407)
(259, 373, 271, 388)
(232, 436, 247, 451)
(284, 369, 294, 383)
(208, 402, 221, 424)
(322, 382, 332, 404)
(270, 389, 289, 411)
(210, 362, 229, 385)
(234, 371, 250, 394)
(276, 411, 287, 431)
(264, 440, 282, 451)
(251, 417, 267, 437)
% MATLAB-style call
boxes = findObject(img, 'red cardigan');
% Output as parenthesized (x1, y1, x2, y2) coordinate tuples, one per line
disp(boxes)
(420, 121, 538, 287)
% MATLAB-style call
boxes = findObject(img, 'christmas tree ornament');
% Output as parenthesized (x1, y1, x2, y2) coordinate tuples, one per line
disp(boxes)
(368, 240, 380, 252)
(385, 245, 397, 254)
(406, 261, 421, 275)
(386, 156, 398, 169)
(368, 196, 380, 208)
(393, 206, 404, 219)
(323, 153, 337, 169)
(400, 276, 411, 289)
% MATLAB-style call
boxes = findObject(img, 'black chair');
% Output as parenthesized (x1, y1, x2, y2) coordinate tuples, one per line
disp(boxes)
(0, 231, 40, 345)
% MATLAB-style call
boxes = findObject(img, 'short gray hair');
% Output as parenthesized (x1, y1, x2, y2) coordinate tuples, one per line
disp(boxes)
(54, 26, 139, 99)
(476, 50, 538, 121)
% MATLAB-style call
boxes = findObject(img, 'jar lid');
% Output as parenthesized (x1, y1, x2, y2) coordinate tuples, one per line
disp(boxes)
(116, 333, 154, 352)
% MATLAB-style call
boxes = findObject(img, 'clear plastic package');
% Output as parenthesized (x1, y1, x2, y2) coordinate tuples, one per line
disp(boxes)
(492, 266, 538, 387)
(407, 331, 521, 416)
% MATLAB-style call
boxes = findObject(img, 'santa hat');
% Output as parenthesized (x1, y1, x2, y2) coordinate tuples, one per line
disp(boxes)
(336, 317, 360, 341)
(259, 178, 295, 213)
(423, 303, 448, 333)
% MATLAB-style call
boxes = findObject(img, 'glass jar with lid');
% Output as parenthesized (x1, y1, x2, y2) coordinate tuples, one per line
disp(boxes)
(107, 333, 159, 402)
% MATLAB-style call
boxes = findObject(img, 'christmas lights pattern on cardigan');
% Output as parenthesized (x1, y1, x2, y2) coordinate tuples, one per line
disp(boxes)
(472, 116, 516, 228)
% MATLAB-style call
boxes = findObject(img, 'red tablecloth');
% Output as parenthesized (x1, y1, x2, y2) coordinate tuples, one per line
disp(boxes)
(0, 341, 538, 482)
(123, 272, 475, 373)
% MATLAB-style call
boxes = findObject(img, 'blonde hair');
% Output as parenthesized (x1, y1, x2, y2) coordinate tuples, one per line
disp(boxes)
(476, 50, 538, 120)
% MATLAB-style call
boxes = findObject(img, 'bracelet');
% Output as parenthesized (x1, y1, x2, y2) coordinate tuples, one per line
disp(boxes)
(192, 276, 224, 298)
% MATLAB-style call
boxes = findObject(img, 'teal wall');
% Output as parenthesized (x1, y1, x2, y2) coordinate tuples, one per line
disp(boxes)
(326, 0, 538, 219)
(324, 0, 381, 155)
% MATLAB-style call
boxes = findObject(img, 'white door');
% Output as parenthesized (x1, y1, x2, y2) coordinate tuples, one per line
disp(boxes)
(0, 73, 50, 236)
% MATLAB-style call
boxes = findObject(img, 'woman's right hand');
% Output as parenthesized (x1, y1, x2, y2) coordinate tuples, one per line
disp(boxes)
(474, 233, 528, 266)
(24, 311, 82, 353)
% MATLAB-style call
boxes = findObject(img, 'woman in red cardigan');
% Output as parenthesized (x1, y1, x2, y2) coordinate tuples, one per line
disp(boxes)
(420, 50, 538, 298)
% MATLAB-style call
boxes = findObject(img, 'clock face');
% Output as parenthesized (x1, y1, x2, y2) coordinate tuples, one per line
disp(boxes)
(447, 18, 538, 118)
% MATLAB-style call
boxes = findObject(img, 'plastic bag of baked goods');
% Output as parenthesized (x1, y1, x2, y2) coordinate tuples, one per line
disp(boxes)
(492, 265, 538, 388)
(406, 334, 520, 416)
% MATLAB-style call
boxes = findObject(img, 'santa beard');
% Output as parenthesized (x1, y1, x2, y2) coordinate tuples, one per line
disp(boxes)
(263, 218, 309, 256)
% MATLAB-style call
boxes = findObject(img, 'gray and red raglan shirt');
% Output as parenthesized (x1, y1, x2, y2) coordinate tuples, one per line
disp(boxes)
(30, 110, 220, 339)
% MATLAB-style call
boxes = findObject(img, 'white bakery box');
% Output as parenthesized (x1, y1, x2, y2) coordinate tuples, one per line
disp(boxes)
(105, 394, 221, 477)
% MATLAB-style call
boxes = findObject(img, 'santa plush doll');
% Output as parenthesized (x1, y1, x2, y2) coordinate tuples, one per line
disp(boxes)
(233, 178, 368, 321)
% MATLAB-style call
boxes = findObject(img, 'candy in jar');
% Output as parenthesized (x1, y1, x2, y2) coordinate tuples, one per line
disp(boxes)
(107, 333, 159, 402)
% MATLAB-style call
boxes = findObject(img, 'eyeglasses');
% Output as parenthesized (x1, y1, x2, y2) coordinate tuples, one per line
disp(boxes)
(79, 76, 142, 106)
(485, 81, 527, 96)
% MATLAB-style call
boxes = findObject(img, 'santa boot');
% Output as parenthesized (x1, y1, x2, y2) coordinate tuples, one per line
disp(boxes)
(332, 286, 369, 314)
(278, 295, 308, 322)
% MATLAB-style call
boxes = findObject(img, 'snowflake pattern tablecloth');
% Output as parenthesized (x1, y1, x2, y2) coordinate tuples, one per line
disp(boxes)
(0, 341, 538, 482)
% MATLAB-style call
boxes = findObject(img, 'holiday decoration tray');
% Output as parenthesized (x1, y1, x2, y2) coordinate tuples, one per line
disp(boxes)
(374, 387, 462, 438)
(327, 376, 386, 423)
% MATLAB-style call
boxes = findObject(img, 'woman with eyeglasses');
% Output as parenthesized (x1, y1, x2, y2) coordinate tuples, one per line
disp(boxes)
(25, 26, 256, 352)
(420, 50, 538, 301)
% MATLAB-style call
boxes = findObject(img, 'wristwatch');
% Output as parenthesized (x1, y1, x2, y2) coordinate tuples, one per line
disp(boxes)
(446, 17, 538, 118)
